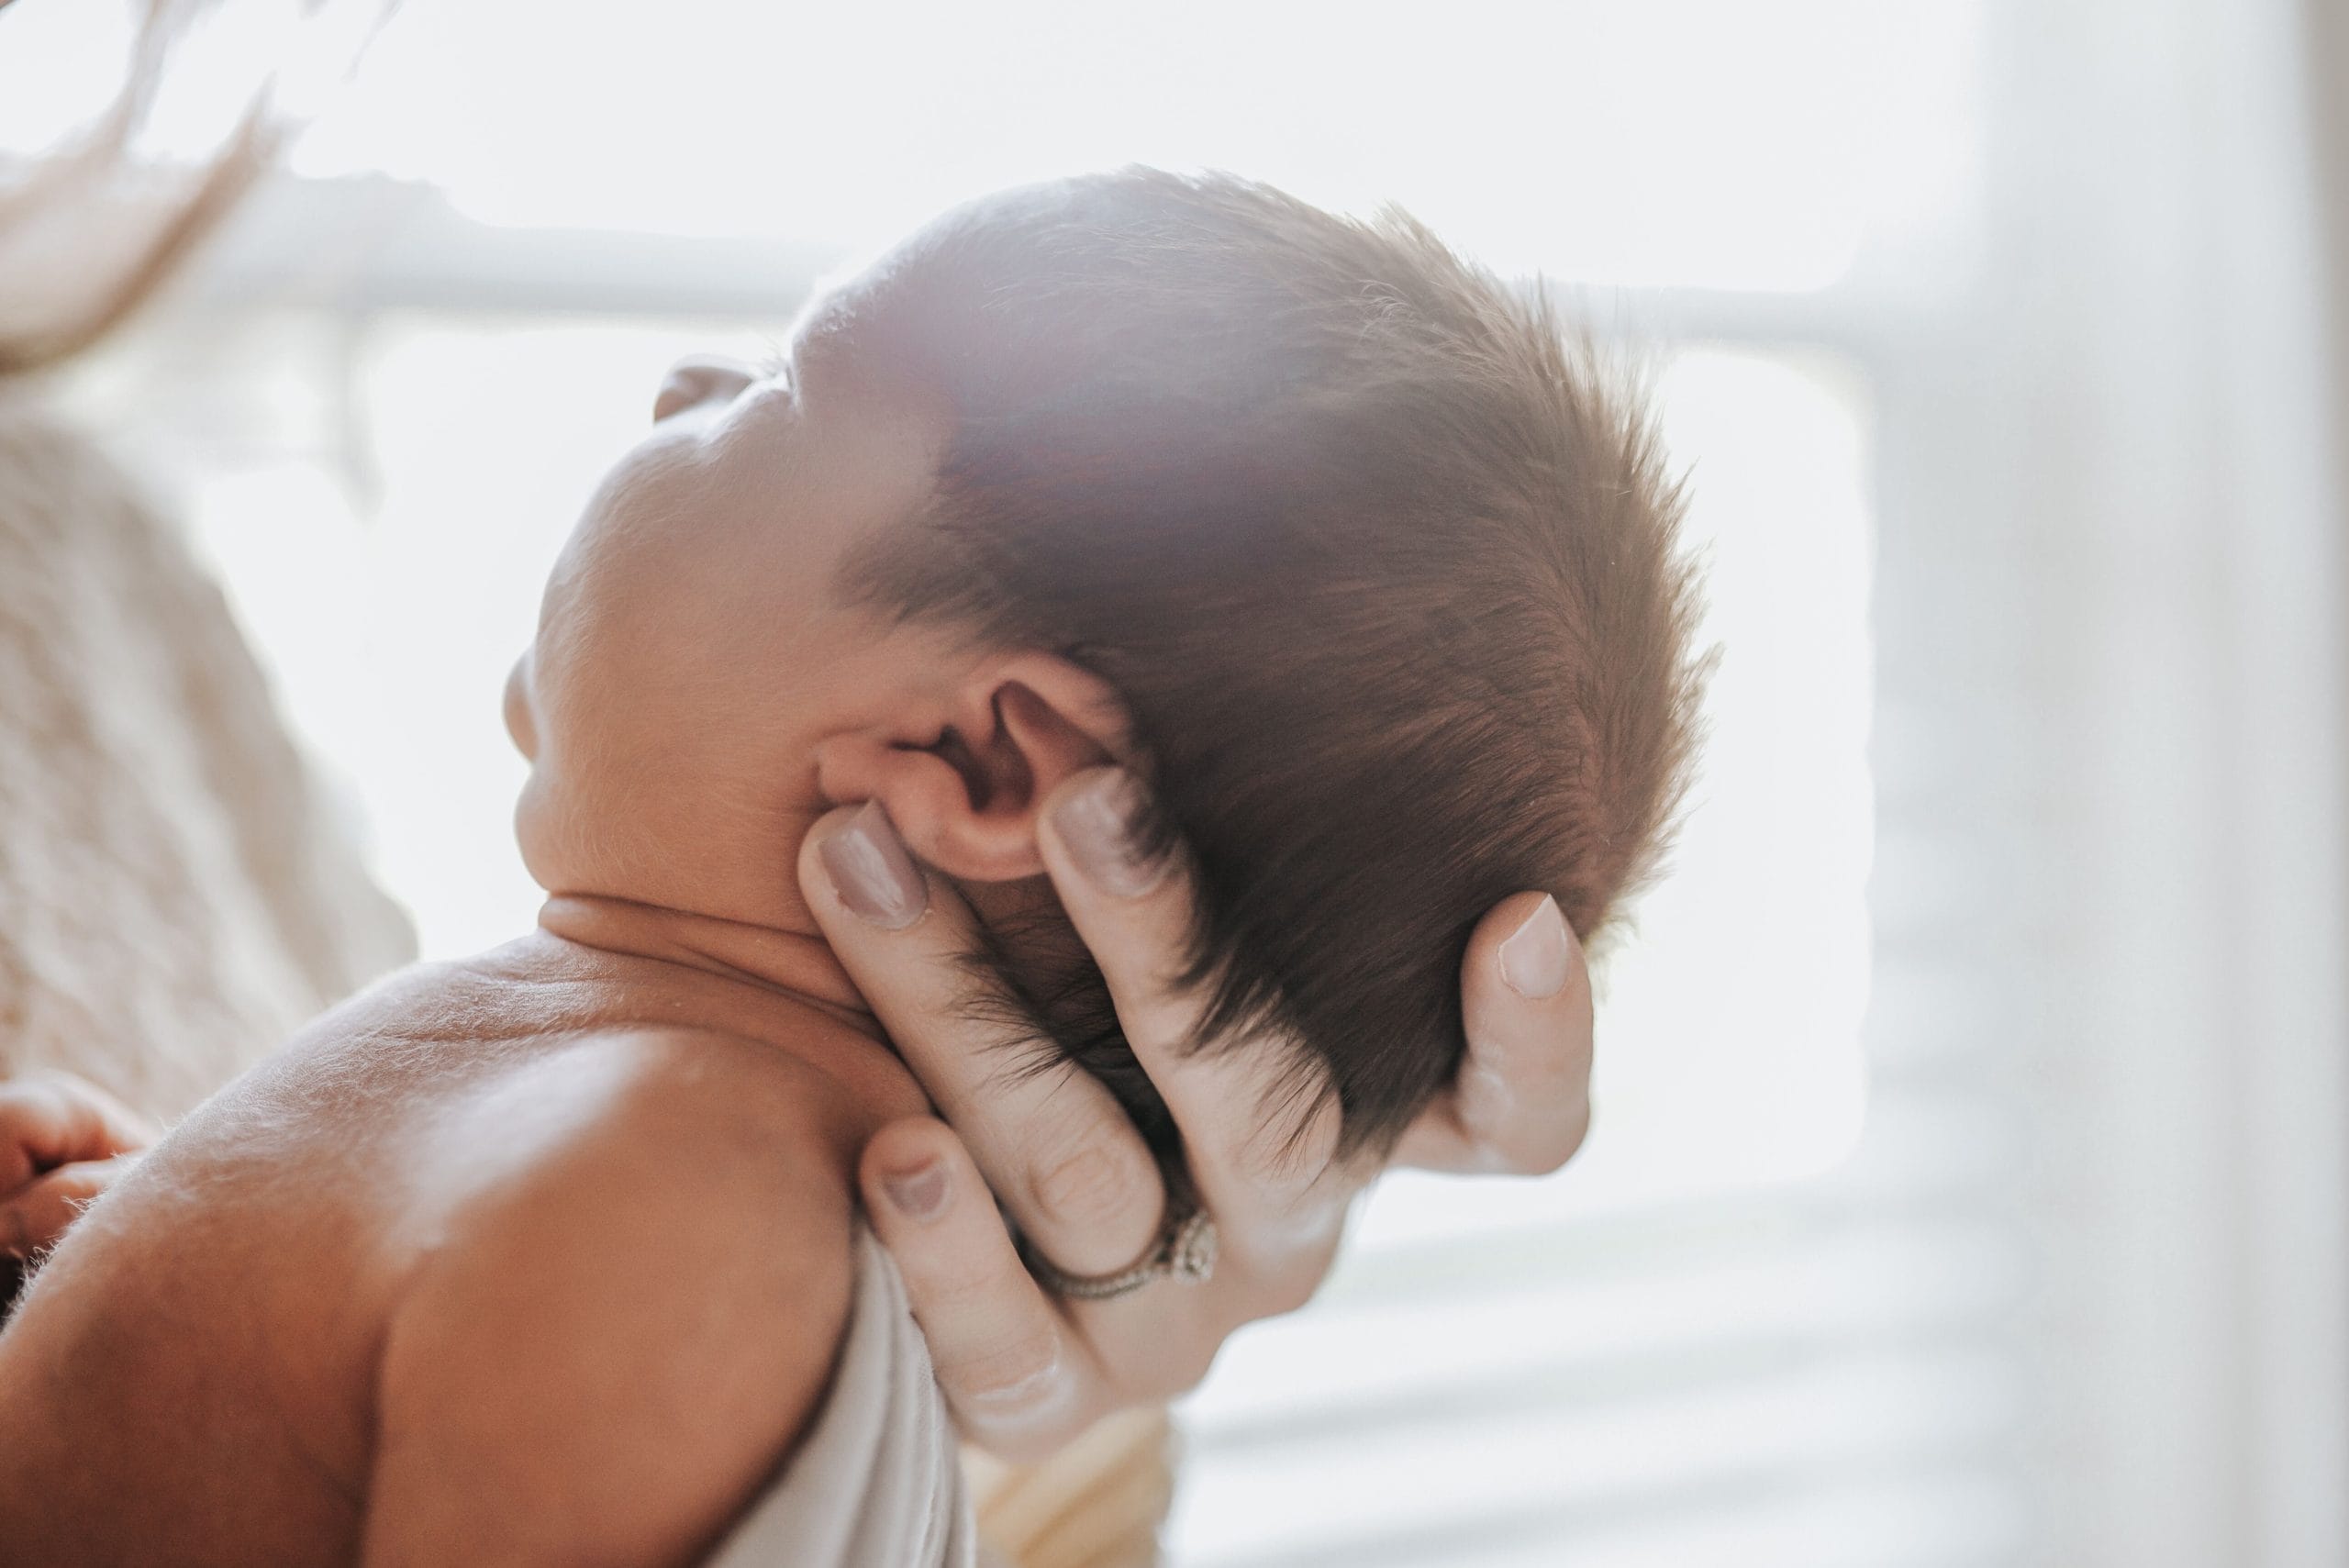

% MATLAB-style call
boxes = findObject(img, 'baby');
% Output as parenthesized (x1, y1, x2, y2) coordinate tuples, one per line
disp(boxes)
(0, 170, 1701, 1563)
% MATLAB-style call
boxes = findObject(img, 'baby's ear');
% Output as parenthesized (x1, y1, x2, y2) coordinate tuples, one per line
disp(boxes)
(813, 652, 1132, 882)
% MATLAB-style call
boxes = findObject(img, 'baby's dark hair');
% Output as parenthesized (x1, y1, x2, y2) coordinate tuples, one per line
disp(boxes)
(827, 169, 1705, 1161)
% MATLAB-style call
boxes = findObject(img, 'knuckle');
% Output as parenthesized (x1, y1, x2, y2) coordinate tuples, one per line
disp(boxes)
(1116, 991, 1203, 1064)
(897, 1247, 1000, 1318)
(1114, 949, 1229, 1059)
(1027, 1133, 1156, 1236)
(940, 1337, 1085, 1448)
(943, 1333, 1063, 1405)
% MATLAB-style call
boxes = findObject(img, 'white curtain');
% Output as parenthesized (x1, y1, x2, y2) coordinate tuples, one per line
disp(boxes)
(1879, 2, 2349, 1561)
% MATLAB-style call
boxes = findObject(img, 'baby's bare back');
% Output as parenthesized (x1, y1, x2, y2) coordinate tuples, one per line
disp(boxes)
(0, 937, 875, 1567)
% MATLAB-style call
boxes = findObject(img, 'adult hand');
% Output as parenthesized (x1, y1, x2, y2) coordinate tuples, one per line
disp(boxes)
(0, 1070, 155, 1262)
(797, 767, 1594, 1462)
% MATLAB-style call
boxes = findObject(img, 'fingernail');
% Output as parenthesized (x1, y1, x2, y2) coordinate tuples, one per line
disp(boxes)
(882, 1160, 948, 1220)
(1498, 895, 1571, 1000)
(819, 802, 929, 930)
(1052, 769, 1167, 897)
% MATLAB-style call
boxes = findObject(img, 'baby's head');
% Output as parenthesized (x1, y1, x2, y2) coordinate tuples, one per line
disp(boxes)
(510, 169, 1704, 1160)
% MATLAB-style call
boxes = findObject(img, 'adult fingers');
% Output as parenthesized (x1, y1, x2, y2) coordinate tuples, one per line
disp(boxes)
(858, 1117, 1108, 1461)
(1033, 768, 1357, 1262)
(1394, 892, 1594, 1175)
(864, 1116, 1330, 1462)
(0, 1153, 139, 1260)
(801, 803, 1166, 1277)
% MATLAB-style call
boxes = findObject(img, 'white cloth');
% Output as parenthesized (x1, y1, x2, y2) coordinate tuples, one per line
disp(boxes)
(707, 1226, 982, 1568)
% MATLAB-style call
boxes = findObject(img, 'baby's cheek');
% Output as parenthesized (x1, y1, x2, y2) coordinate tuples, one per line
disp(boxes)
(503, 656, 539, 762)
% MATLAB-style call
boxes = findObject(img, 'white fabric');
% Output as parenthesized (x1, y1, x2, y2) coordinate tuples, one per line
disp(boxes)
(707, 1225, 982, 1568)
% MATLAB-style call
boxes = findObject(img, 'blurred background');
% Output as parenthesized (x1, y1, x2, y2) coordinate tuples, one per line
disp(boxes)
(1, 1, 2343, 1564)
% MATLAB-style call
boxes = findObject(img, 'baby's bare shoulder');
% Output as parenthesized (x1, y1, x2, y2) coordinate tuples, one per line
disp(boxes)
(401, 1024, 849, 1202)
(364, 1025, 862, 1565)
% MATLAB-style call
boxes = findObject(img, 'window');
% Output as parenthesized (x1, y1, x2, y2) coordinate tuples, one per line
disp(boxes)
(19, 1, 2054, 1562)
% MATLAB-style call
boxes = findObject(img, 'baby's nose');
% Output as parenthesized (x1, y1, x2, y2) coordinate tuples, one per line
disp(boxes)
(652, 355, 755, 423)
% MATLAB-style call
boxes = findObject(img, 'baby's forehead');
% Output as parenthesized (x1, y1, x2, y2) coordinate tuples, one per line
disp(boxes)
(786, 193, 1056, 386)
(784, 265, 911, 384)
(782, 280, 966, 436)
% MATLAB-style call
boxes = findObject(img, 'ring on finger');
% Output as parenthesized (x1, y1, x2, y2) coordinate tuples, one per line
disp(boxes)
(1020, 1201, 1219, 1301)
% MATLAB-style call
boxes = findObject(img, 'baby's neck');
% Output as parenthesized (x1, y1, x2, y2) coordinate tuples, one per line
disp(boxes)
(518, 894, 933, 1138)
(536, 893, 877, 1041)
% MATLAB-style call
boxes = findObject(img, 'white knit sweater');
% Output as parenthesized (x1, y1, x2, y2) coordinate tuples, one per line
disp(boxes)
(0, 393, 412, 1118)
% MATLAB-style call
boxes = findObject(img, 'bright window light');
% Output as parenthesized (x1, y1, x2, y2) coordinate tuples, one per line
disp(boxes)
(0, 0, 1982, 295)
(295, 0, 1977, 290)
